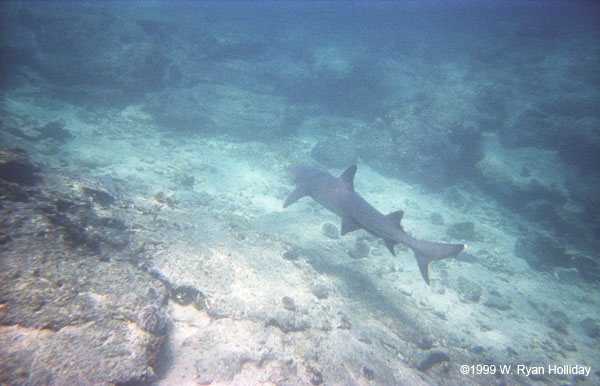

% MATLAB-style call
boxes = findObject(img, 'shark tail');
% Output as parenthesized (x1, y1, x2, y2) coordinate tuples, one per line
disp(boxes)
(411, 239, 466, 285)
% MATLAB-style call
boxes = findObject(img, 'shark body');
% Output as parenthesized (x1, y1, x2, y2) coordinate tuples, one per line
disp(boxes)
(284, 164, 466, 284)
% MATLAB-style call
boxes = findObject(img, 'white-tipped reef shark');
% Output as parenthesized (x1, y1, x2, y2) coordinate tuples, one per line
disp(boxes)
(284, 164, 466, 284)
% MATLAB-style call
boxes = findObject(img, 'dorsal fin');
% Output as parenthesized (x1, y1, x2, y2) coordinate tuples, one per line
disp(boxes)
(339, 164, 357, 192)
(386, 210, 404, 230)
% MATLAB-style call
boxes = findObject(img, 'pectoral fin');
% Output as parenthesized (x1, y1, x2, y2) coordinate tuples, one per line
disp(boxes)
(283, 187, 309, 208)
(341, 216, 361, 235)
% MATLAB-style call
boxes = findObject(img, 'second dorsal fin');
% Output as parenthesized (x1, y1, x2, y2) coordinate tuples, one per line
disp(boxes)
(386, 210, 404, 230)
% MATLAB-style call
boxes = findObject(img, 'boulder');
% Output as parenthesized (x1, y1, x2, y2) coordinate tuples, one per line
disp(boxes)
(457, 277, 481, 303)
(500, 108, 562, 149)
(514, 233, 568, 271)
(0, 147, 38, 186)
(447, 222, 484, 242)
(475, 134, 568, 211)
(311, 138, 357, 169)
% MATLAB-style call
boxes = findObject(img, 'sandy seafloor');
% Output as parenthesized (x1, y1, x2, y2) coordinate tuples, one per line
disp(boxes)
(1, 1, 599, 385)
(2, 96, 599, 385)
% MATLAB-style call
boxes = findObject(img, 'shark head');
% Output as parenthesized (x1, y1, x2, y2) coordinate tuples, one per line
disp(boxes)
(287, 164, 317, 185)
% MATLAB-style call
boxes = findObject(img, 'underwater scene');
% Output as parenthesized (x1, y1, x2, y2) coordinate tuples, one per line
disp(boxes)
(1, 1, 599, 385)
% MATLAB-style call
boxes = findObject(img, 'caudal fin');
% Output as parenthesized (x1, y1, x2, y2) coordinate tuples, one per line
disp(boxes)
(412, 240, 466, 285)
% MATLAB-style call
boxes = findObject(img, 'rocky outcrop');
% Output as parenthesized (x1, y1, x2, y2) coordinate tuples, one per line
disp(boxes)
(514, 231, 600, 282)
(0, 147, 169, 385)
(144, 83, 291, 138)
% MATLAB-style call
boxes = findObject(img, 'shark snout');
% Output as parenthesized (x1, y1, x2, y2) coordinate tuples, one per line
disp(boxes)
(287, 165, 304, 183)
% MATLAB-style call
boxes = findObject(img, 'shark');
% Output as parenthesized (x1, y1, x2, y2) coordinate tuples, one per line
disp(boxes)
(283, 164, 466, 284)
